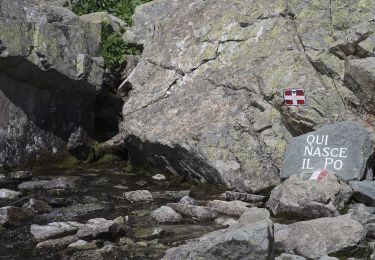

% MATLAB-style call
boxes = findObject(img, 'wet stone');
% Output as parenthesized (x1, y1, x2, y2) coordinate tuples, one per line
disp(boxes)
(18, 177, 77, 191)
(76, 217, 126, 239)
(225, 191, 267, 204)
(151, 206, 182, 224)
(68, 239, 97, 250)
(281, 122, 374, 181)
(152, 190, 190, 201)
(36, 235, 78, 251)
(8, 171, 32, 180)
(123, 190, 153, 203)
(0, 206, 34, 226)
(31, 221, 83, 241)
(168, 203, 218, 221)
(178, 195, 197, 205)
(152, 174, 166, 181)
(0, 189, 22, 200)
(23, 199, 53, 214)
(36, 203, 108, 222)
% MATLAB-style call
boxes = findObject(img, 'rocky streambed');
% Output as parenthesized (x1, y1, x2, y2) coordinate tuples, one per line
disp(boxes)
(0, 164, 231, 259)
(1, 162, 375, 259)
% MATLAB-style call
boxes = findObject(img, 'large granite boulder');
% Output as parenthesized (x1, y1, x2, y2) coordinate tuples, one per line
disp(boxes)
(0, 0, 105, 166)
(281, 121, 374, 181)
(120, 0, 375, 191)
(267, 171, 353, 219)
(162, 219, 274, 260)
(277, 215, 365, 258)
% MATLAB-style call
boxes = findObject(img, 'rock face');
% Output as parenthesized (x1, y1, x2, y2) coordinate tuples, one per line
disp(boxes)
(281, 122, 374, 181)
(267, 172, 352, 219)
(0, 0, 105, 167)
(120, 0, 375, 191)
(277, 215, 365, 258)
(163, 219, 274, 260)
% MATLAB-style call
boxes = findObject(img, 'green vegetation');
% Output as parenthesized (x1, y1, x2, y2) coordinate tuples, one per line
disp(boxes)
(100, 22, 141, 69)
(70, 0, 151, 25)
(69, 0, 151, 69)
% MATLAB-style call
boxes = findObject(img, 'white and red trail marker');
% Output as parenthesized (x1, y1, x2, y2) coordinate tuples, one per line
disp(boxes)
(283, 88, 306, 106)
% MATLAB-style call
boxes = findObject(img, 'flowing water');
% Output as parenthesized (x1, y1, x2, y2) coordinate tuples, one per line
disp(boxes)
(0, 163, 225, 259)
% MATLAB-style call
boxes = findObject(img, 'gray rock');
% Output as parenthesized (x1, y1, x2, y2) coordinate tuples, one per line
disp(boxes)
(214, 216, 239, 227)
(347, 203, 375, 225)
(23, 199, 53, 214)
(31, 221, 83, 241)
(350, 181, 375, 206)
(68, 244, 121, 260)
(76, 217, 126, 239)
(279, 215, 365, 258)
(0, 206, 34, 225)
(0, 0, 104, 167)
(162, 220, 274, 260)
(123, 190, 153, 203)
(79, 11, 127, 33)
(150, 206, 182, 224)
(152, 174, 166, 181)
(151, 190, 190, 201)
(275, 254, 306, 260)
(18, 177, 77, 191)
(274, 223, 290, 251)
(36, 235, 78, 251)
(368, 242, 375, 260)
(367, 223, 375, 238)
(168, 203, 218, 221)
(178, 195, 197, 205)
(345, 57, 375, 112)
(238, 207, 271, 224)
(206, 200, 251, 217)
(225, 191, 267, 204)
(68, 239, 97, 250)
(318, 257, 339, 260)
(37, 203, 107, 222)
(281, 122, 373, 181)
(7, 170, 32, 180)
(120, 0, 375, 192)
(267, 173, 353, 219)
(0, 189, 22, 200)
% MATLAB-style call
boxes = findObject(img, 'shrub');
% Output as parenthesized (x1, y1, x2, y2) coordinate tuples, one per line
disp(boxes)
(100, 22, 142, 69)
(70, 0, 151, 25)
(69, 0, 151, 68)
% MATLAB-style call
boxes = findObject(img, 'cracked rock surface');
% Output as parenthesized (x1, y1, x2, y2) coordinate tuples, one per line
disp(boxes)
(120, 0, 375, 191)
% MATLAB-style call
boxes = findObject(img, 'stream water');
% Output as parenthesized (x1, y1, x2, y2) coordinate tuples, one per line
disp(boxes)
(0, 162, 225, 259)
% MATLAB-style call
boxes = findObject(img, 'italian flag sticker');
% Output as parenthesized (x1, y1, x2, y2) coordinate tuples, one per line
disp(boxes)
(309, 169, 329, 182)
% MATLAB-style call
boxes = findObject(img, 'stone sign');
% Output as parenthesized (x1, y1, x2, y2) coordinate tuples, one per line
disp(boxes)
(281, 121, 374, 181)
